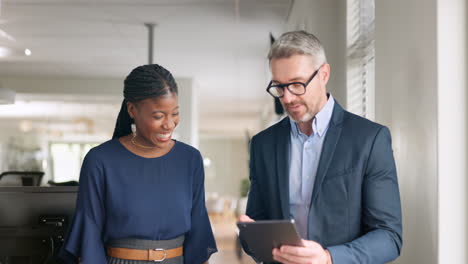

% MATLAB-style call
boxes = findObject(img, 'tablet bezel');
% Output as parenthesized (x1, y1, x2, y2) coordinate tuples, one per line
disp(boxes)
(237, 219, 304, 263)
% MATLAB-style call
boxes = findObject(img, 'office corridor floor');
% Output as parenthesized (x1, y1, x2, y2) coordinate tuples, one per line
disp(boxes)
(209, 216, 256, 264)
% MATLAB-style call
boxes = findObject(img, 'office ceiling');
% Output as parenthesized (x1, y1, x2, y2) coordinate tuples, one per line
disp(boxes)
(0, 0, 290, 136)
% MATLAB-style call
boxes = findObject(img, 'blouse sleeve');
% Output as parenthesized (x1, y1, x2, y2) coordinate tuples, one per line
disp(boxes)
(59, 149, 108, 263)
(183, 152, 218, 264)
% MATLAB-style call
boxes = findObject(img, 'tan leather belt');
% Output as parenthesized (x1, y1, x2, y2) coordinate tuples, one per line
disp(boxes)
(107, 246, 183, 262)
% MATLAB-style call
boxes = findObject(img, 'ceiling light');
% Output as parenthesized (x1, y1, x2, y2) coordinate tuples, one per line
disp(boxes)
(203, 158, 212, 167)
(0, 88, 15, 104)
(0, 46, 10, 57)
(0, 29, 15, 42)
(0, 46, 32, 58)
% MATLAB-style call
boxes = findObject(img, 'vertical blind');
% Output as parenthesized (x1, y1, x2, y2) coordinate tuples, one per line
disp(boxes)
(347, 0, 375, 120)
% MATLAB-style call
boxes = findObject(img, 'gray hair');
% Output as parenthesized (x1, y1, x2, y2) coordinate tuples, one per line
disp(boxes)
(268, 30, 327, 68)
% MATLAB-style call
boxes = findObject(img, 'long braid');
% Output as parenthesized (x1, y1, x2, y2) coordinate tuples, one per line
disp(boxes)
(112, 64, 178, 139)
(112, 100, 133, 139)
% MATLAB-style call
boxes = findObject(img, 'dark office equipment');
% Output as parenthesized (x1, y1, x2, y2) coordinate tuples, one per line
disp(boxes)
(47, 180, 79, 187)
(0, 171, 45, 186)
(0, 186, 78, 264)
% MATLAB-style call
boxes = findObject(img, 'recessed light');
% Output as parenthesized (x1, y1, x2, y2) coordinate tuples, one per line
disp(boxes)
(24, 48, 32, 56)
(203, 158, 212, 167)
(0, 46, 10, 57)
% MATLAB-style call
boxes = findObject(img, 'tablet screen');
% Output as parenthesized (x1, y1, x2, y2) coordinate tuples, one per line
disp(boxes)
(237, 219, 303, 263)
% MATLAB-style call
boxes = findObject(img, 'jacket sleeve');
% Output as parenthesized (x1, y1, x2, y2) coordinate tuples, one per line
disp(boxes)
(242, 135, 269, 261)
(246, 135, 268, 220)
(327, 127, 403, 263)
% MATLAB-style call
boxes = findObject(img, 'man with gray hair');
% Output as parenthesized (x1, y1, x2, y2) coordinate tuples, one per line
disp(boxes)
(239, 30, 402, 264)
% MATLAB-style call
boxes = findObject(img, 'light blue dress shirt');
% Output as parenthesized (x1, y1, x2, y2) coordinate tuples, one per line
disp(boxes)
(289, 94, 335, 238)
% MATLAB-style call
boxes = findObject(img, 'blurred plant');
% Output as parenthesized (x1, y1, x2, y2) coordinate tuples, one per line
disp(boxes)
(240, 178, 250, 197)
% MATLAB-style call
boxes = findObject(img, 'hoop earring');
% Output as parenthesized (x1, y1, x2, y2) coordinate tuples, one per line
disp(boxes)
(131, 123, 137, 137)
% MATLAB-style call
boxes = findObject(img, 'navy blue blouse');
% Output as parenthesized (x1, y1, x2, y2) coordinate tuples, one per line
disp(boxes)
(60, 139, 217, 263)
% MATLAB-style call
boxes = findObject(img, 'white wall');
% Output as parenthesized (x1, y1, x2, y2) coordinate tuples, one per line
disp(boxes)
(376, 0, 467, 263)
(0, 77, 123, 96)
(174, 78, 198, 146)
(286, 0, 347, 107)
(375, 1, 438, 263)
(437, 0, 467, 263)
(199, 136, 249, 198)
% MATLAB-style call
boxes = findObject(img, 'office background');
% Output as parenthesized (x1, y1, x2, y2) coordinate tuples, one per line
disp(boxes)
(0, 0, 466, 263)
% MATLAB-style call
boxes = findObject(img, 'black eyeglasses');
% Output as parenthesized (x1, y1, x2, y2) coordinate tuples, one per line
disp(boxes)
(266, 66, 322, 98)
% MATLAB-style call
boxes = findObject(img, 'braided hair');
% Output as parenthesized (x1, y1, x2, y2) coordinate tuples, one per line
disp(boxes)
(112, 64, 178, 139)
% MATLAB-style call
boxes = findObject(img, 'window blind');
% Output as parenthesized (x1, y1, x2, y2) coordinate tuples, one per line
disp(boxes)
(347, 0, 375, 120)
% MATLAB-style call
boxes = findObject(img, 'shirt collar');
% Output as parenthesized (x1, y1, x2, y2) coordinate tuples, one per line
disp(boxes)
(290, 93, 335, 138)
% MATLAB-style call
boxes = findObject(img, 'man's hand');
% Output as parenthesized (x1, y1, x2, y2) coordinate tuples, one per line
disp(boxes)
(238, 214, 255, 222)
(272, 239, 332, 264)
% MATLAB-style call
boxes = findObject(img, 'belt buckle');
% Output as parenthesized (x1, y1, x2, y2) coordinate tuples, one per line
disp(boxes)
(152, 248, 166, 262)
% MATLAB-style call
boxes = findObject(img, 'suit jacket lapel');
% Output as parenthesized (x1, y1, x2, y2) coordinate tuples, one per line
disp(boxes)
(310, 103, 344, 205)
(276, 117, 291, 219)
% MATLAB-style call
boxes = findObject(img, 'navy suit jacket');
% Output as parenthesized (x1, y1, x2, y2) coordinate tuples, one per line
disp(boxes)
(245, 102, 402, 263)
